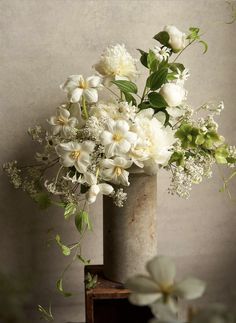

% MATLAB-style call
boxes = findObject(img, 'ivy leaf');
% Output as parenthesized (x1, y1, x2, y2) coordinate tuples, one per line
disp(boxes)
(112, 80, 138, 94)
(75, 210, 93, 234)
(55, 234, 71, 256)
(148, 92, 168, 108)
(56, 278, 72, 297)
(64, 202, 77, 220)
(153, 31, 170, 47)
(33, 192, 51, 210)
(147, 68, 168, 91)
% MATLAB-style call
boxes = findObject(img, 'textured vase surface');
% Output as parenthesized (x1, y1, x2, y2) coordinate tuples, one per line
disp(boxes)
(103, 173, 158, 284)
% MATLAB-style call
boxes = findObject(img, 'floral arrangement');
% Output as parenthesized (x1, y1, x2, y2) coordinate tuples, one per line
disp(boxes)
(3, 24, 236, 302)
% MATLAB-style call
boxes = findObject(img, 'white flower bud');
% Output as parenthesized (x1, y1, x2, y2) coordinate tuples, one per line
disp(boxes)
(159, 83, 186, 107)
(164, 25, 186, 52)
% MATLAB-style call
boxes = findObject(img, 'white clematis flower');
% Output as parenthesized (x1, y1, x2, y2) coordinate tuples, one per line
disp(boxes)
(100, 157, 132, 186)
(94, 44, 138, 86)
(153, 46, 171, 62)
(174, 68, 190, 86)
(56, 141, 95, 173)
(61, 75, 102, 103)
(100, 119, 137, 158)
(83, 172, 114, 204)
(126, 256, 206, 316)
(159, 83, 187, 107)
(164, 25, 186, 53)
(48, 106, 78, 137)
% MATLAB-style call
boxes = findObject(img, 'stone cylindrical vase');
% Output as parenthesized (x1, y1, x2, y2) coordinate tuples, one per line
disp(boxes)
(103, 173, 158, 284)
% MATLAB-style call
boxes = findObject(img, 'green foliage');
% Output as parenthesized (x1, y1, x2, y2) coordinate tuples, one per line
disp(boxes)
(112, 80, 138, 94)
(75, 210, 92, 234)
(56, 278, 72, 297)
(137, 49, 148, 68)
(169, 151, 185, 166)
(153, 31, 170, 47)
(55, 234, 71, 256)
(147, 68, 168, 90)
(124, 92, 137, 105)
(38, 304, 54, 322)
(33, 192, 51, 209)
(169, 63, 185, 72)
(148, 92, 168, 108)
(64, 202, 77, 220)
(147, 50, 158, 72)
(215, 145, 230, 164)
(85, 272, 98, 290)
(77, 254, 91, 265)
(187, 27, 208, 54)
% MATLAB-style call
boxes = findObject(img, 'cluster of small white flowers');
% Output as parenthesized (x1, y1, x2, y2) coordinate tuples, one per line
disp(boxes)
(2, 161, 22, 189)
(112, 188, 127, 207)
(28, 125, 44, 143)
(198, 115, 219, 131)
(201, 101, 224, 115)
(22, 179, 38, 196)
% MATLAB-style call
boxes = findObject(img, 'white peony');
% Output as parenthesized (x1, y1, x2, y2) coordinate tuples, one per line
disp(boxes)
(132, 109, 176, 173)
(100, 119, 137, 158)
(100, 157, 132, 186)
(126, 256, 206, 315)
(56, 141, 95, 173)
(94, 44, 138, 86)
(159, 83, 186, 107)
(61, 75, 102, 103)
(164, 25, 186, 52)
(48, 106, 78, 137)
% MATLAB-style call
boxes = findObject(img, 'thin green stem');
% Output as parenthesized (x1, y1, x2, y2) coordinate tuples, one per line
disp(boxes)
(172, 39, 196, 63)
(82, 96, 89, 120)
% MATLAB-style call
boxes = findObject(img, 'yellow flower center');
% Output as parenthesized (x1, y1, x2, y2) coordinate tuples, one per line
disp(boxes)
(57, 116, 68, 125)
(79, 79, 88, 89)
(70, 150, 81, 159)
(113, 133, 123, 142)
(115, 167, 122, 176)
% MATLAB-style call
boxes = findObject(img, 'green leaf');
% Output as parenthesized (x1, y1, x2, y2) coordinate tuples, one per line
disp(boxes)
(85, 272, 98, 290)
(137, 49, 148, 68)
(33, 192, 51, 210)
(75, 210, 93, 234)
(112, 80, 138, 94)
(55, 234, 71, 256)
(138, 101, 151, 110)
(147, 68, 168, 91)
(56, 278, 72, 297)
(198, 40, 208, 54)
(124, 92, 136, 105)
(153, 31, 170, 47)
(64, 202, 77, 220)
(147, 50, 158, 72)
(169, 63, 185, 72)
(215, 145, 229, 164)
(148, 92, 168, 108)
(169, 151, 185, 166)
(77, 254, 91, 265)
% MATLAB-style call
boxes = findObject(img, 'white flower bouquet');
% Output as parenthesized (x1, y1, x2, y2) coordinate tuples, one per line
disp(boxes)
(3, 25, 236, 258)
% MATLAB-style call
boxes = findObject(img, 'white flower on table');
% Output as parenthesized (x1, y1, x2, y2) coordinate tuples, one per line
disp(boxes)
(153, 46, 171, 62)
(159, 83, 187, 107)
(61, 75, 102, 103)
(94, 44, 138, 86)
(56, 141, 95, 173)
(82, 172, 114, 204)
(164, 25, 186, 53)
(100, 119, 137, 158)
(100, 157, 132, 186)
(48, 106, 78, 137)
(126, 256, 206, 316)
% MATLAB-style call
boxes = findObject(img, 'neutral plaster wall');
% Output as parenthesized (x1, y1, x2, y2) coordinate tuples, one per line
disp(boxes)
(0, 0, 236, 322)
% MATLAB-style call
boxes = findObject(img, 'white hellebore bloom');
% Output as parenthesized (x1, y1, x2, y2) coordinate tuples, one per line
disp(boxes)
(94, 44, 138, 86)
(56, 141, 95, 173)
(101, 157, 132, 186)
(83, 172, 114, 204)
(164, 25, 186, 53)
(61, 75, 102, 103)
(153, 46, 171, 62)
(159, 83, 187, 107)
(100, 119, 137, 158)
(48, 106, 78, 137)
(126, 256, 206, 315)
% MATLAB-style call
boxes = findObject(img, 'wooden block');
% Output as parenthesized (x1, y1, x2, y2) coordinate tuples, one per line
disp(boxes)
(84, 265, 153, 323)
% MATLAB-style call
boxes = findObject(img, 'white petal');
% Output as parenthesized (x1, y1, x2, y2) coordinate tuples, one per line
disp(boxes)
(126, 275, 160, 293)
(100, 131, 113, 145)
(82, 141, 95, 153)
(119, 169, 130, 186)
(125, 131, 137, 144)
(86, 75, 102, 88)
(114, 156, 132, 169)
(60, 79, 77, 92)
(75, 159, 89, 173)
(116, 140, 131, 154)
(86, 185, 100, 204)
(114, 120, 129, 133)
(129, 293, 161, 306)
(84, 88, 98, 103)
(150, 301, 178, 320)
(105, 142, 118, 158)
(67, 75, 83, 83)
(48, 116, 58, 126)
(173, 277, 206, 300)
(84, 172, 97, 185)
(98, 183, 114, 195)
(60, 154, 74, 168)
(52, 125, 61, 135)
(146, 256, 176, 288)
(58, 107, 70, 119)
(100, 158, 115, 169)
(70, 88, 83, 103)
